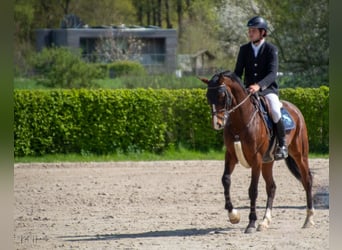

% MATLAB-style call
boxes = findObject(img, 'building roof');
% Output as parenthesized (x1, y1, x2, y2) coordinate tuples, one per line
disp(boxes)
(191, 49, 215, 60)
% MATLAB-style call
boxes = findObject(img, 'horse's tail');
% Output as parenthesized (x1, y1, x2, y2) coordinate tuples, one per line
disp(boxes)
(284, 155, 302, 181)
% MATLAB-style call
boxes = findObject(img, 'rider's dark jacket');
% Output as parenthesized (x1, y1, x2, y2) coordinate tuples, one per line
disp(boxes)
(234, 41, 279, 96)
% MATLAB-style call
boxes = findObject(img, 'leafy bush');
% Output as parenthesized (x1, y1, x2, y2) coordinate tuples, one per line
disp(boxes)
(278, 67, 329, 88)
(108, 61, 146, 77)
(30, 47, 101, 88)
(280, 86, 329, 153)
(93, 61, 146, 79)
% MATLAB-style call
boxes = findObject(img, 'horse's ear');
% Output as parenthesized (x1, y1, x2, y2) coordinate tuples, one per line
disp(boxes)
(197, 76, 209, 85)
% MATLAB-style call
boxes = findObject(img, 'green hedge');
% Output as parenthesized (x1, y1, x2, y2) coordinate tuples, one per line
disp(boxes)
(280, 86, 329, 153)
(14, 87, 329, 157)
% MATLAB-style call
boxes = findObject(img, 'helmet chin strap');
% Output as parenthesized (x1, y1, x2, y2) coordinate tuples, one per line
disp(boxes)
(252, 39, 261, 44)
(252, 36, 264, 45)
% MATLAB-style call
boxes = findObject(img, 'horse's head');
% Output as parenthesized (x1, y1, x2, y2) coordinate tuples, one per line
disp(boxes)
(200, 71, 233, 130)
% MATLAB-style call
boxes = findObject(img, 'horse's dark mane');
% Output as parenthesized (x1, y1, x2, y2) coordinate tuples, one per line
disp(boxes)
(218, 70, 246, 90)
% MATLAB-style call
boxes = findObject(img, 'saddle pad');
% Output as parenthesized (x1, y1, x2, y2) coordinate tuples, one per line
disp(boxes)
(259, 98, 295, 132)
(263, 107, 295, 132)
(281, 107, 295, 131)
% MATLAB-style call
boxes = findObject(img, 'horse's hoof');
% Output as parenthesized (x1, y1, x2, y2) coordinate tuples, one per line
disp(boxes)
(257, 223, 268, 231)
(302, 209, 315, 228)
(244, 226, 256, 234)
(302, 223, 314, 228)
(257, 217, 271, 231)
(229, 215, 240, 224)
(228, 209, 240, 224)
(302, 219, 315, 228)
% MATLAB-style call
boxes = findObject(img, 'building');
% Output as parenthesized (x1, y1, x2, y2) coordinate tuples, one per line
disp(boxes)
(178, 49, 216, 76)
(35, 26, 178, 74)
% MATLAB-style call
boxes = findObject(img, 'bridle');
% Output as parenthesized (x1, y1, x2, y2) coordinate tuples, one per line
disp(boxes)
(206, 75, 255, 130)
(207, 83, 252, 115)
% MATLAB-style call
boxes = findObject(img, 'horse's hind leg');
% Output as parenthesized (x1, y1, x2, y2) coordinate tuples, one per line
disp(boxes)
(287, 153, 314, 228)
(299, 157, 314, 228)
(286, 104, 314, 228)
(257, 162, 276, 231)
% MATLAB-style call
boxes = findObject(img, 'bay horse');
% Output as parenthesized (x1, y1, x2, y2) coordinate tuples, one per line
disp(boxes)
(200, 71, 314, 233)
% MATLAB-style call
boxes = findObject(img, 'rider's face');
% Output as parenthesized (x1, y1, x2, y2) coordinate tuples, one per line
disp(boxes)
(248, 28, 264, 43)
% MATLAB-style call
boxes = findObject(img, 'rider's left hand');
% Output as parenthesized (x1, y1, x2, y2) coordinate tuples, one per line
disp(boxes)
(248, 83, 261, 94)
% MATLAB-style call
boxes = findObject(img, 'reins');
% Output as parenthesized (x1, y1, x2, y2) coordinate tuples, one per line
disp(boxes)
(227, 92, 252, 114)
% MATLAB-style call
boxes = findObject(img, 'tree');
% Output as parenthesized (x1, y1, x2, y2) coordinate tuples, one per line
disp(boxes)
(178, 0, 221, 53)
(78, 0, 136, 26)
(260, 0, 329, 86)
(216, 0, 263, 69)
(132, 0, 172, 28)
(32, 0, 66, 28)
(14, 0, 36, 76)
(164, 0, 173, 28)
(261, 0, 328, 82)
(14, 0, 35, 42)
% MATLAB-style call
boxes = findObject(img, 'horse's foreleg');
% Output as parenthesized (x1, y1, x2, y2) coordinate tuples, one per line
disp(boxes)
(245, 166, 261, 234)
(222, 171, 240, 224)
(222, 155, 239, 224)
(258, 163, 276, 231)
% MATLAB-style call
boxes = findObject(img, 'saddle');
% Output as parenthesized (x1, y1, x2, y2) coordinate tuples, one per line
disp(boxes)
(251, 94, 295, 162)
(252, 95, 295, 133)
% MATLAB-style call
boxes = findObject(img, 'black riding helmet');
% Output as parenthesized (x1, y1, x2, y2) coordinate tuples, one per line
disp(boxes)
(247, 16, 268, 37)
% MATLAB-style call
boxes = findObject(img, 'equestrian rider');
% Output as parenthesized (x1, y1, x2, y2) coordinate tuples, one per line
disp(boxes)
(234, 16, 288, 160)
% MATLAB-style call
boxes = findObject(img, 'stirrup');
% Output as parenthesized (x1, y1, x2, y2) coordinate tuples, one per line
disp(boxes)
(274, 145, 288, 160)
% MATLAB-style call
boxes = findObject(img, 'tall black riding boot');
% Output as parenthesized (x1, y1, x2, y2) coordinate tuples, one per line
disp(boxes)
(274, 119, 288, 160)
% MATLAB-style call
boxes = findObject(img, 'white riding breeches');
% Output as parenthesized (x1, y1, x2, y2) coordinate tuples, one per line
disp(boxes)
(264, 93, 282, 123)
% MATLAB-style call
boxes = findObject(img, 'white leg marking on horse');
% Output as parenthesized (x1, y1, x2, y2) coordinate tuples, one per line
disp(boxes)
(228, 209, 241, 224)
(302, 208, 315, 228)
(257, 208, 272, 231)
